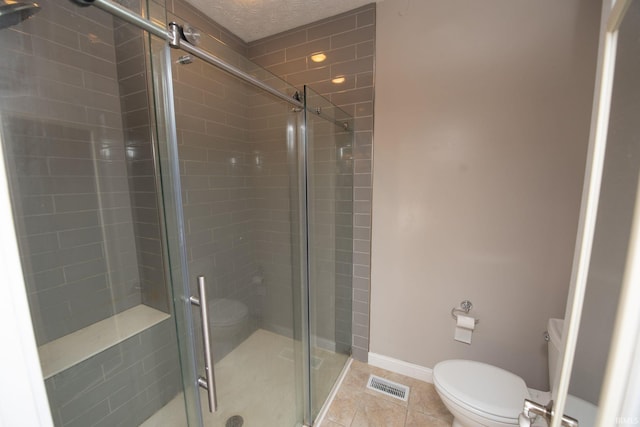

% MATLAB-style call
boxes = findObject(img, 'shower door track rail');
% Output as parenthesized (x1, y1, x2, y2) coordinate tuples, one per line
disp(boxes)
(74, 0, 305, 110)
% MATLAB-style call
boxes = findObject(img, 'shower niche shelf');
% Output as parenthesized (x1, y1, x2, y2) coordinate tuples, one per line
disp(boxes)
(38, 304, 170, 379)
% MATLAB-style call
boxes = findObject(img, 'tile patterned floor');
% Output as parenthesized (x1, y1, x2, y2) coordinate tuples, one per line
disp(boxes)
(317, 360, 453, 427)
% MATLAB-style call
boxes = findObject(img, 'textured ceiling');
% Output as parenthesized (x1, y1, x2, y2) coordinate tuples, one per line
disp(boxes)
(184, 0, 376, 42)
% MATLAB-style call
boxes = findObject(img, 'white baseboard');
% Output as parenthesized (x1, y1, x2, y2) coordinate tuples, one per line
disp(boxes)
(368, 352, 434, 383)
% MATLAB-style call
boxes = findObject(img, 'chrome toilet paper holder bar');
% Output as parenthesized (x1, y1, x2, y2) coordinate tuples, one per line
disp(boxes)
(451, 300, 480, 325)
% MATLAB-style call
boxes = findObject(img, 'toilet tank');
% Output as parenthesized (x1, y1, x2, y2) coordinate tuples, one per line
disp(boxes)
(547, 318, 564, 390)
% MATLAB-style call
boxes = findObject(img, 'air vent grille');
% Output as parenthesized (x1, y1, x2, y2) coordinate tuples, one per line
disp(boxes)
(366, 375, 410, 401)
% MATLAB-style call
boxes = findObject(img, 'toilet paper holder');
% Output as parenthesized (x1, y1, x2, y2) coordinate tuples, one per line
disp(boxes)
(451, 300, 480, 325)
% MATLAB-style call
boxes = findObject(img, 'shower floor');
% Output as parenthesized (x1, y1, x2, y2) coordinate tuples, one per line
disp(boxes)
(141, 329, 348, 427)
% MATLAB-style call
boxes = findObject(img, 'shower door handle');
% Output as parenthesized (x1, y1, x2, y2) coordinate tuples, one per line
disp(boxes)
(190, 275, 217, 412)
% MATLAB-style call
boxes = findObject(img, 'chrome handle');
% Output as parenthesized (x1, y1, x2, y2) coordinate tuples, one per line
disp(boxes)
(190, 276, 217, 412)
(520, 399, 578, 427)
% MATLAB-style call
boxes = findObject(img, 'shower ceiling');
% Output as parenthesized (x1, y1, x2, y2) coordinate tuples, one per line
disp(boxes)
(184, 0, 376, 42)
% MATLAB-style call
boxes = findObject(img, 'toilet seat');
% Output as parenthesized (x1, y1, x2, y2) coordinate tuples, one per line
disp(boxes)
(210, 298, 248, 327)
(433, 360, 530, 424)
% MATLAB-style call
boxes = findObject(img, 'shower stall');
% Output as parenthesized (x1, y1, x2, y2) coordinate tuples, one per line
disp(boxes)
(0, 0, 354, 425)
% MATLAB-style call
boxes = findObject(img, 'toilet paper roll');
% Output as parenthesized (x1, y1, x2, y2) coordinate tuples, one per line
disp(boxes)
(454, 314, 476, 344)
(456, 314, 476, 331)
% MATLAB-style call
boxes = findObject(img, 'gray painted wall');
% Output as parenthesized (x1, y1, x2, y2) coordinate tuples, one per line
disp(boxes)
(371, 0, 601, 390)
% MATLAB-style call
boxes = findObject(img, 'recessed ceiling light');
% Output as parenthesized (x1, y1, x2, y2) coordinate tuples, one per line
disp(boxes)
(310, 52, 327, 63)
(332, 76, 346, 84)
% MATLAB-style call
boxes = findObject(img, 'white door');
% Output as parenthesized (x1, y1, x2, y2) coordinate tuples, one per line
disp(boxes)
(547, 0, 640, 426)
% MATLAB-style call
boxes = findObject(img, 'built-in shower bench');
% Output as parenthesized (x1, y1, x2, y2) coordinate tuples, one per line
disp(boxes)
(38, 305, 170, 379)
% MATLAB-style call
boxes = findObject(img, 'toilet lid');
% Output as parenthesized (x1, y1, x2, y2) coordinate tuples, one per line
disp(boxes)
(210, 299, 248, 327)
(433, 360, 529, 422)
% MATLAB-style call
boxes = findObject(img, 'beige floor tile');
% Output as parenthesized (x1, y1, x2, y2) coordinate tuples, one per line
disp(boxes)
(405, 409, 452, 427)
(324, 361, 454, 427)
(342, 360, 374, 391)
(407, 380, 452, 420)
(351, 392, 407, 427)
(325, 388, 360, 426)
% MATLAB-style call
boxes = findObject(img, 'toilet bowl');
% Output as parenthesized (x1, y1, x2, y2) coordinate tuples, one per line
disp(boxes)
(433, 318, 597, 427)
(210, 298, 249, 359)
(434, 360, 529, 427)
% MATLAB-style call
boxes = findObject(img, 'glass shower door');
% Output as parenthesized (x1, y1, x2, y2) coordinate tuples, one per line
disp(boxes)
(152, 15, 306, 426)
(0, 1, 190, 426)
(304, 86, 354, 421)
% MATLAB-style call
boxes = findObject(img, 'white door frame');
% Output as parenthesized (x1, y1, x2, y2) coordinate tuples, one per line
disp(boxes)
(551, 0, 638, 426)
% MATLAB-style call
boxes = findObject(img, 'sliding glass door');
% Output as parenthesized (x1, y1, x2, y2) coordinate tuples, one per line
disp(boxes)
(304, 86, 354, 421)
(151, 12, 308, 425)
(151, 40, 356, 427)
(0, 1, 189, 425)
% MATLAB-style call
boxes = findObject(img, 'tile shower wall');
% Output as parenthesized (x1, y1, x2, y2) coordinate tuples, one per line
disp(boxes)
(114, 4, 169, 312)
(0, 2, 182, 425)
(44, 320, 181, 427)
(249, 4, 375, 361)
(158, 0, 372, 358)
(299, 88, 356, 355)
(168, 0, 308, 344)
(0, 0, 142, 344)
(167, 0, 263, 344)
(171, 54, 259, 310)
(246, 89, 298, 336)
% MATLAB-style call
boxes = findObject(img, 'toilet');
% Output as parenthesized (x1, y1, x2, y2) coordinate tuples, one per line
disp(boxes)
(433, 318, 597, 427)
(210, 298, 249, 360)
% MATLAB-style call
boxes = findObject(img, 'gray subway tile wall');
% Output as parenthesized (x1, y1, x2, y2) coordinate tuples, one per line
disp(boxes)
(159, 0, 375, 361)
(304, 96, 355, 355)
(249, 4, 375, 361)
(167, 0, 361, 356)
(166, 0, 264, 361)
(1, 1, 182, 425)
(1, 0, 143, 344)
(246, 86, 299, 337)
(166, 0, 365, 355)
(44, 320, 181, 427)
(114, 1, 169, 313)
